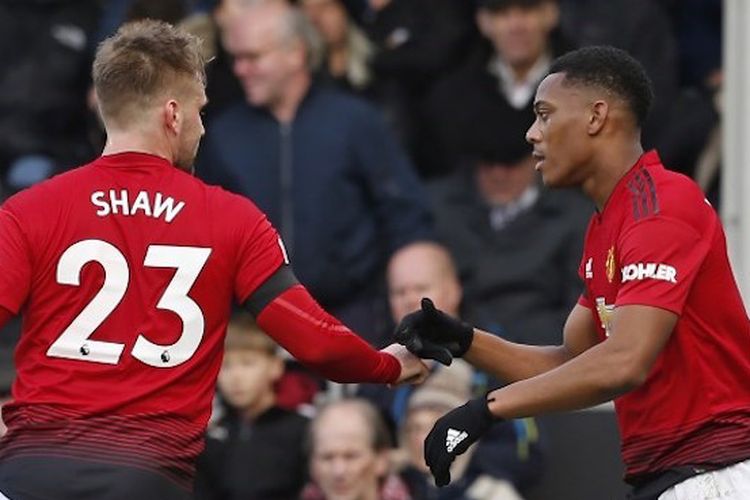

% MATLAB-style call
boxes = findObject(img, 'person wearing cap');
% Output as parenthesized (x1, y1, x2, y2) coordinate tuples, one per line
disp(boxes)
(398, 360, 530, 500)
(427, 131, 591, 347)
(423, 0, 572, 177)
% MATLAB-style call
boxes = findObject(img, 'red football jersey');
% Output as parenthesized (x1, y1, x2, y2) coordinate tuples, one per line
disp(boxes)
(0, 152, 287, 487)
(578, 151, 750, 480)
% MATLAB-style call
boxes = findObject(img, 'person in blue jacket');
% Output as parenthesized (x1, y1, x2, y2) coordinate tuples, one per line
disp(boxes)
(197, 0, 433, 346)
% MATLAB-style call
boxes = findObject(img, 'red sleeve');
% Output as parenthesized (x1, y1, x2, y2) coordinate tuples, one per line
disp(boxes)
(231, 196, 288, 304)
(616, 216, 708, 314)
(0, 207, 32, 313)
(256, 285, 401, 384)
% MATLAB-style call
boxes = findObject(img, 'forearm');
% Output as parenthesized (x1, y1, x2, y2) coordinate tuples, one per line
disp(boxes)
(486, 340, 636, 419)
(256, 285, 400, 384)
(465, 329, 572, 383)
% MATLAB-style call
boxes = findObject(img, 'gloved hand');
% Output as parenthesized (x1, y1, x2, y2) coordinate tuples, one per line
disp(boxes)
(424, 396, 497, 487)
(394, 297, 474, 365)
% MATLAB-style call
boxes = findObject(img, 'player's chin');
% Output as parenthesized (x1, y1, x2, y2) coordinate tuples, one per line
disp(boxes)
(540, 167, 573, 189)
(539, 171, 561, 188)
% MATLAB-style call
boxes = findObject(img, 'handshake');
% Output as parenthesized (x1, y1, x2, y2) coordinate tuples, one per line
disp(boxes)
(394, 297, 475, 366)
(389, 298, 498, 488)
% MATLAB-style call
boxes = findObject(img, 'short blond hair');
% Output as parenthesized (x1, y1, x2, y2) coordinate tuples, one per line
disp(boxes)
(92, 19, 206, 127)
(224, 312, 278, 355)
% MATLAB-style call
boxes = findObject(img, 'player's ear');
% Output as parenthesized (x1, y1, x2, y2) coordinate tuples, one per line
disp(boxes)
(164, 99, 182, 135)
(588, 100, 608, 136)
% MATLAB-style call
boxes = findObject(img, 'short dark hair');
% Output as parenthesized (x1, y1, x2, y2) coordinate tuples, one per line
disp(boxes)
(549, 46, 654, 127)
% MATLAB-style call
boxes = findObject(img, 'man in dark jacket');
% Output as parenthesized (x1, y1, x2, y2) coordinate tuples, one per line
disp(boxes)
(197, 0, 433, 346)
(427, 127, 591, 346)
(424, 0, 572, 177)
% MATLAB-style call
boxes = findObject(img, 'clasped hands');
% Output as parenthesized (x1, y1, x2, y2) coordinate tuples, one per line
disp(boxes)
(393, 298, 498, 487)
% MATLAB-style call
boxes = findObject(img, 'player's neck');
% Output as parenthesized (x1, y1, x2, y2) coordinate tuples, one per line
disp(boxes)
(584, 140, 644, 210)
(102, 131, 174, 164)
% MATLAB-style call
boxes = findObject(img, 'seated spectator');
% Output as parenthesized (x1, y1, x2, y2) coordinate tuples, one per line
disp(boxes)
(424, 0, 572, 176)
(358, 0, 474, 177)
(398, 361, 527, 499)
(656, 0, 722, 205)
(300, 0, 376, 96)
(0, 0, 101, 193)
(195, 314, 309, 500)
(197, 0, 434, 346)
(428, 132, 592, 346)
(360, 241, 545, 494)
(303, 398, 410, 500)
(557, 0, 678, 147)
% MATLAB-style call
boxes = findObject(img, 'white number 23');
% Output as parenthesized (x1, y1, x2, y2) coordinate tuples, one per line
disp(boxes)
(47, 239, 211, 368)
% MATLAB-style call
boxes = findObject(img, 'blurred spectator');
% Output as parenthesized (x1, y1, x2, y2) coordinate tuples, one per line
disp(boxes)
(360, 242, 545, 494)
(659, 0, 722, 89)
(195, 314, 309, 500)
(656, 0, 722, 205)
(182, 0, 256, 122)
(303, 398, 410, 500)
(197, 0, 434, 346)
(427, 132, 591, 346)
(94, 0, 193, 42)
(359, 0, 474, 177)
(0, 0, 101, 194)
(399, 361, 527, 500)
(424, 0, 571, 177)
(658, 85, 722, 207)
(300, 0, 376, 96)
(557, 0, 679, 147)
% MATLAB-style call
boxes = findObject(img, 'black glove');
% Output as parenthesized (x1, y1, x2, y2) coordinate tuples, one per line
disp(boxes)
(424, 396, 497, 487)
(394, 297, 474, 365)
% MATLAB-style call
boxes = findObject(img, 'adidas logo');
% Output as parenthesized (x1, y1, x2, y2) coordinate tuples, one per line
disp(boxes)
(445, 428, 468, 453)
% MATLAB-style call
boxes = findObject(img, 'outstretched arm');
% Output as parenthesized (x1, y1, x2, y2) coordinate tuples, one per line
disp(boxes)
(246, 268, 427, 385)
(465, 303, 599, 383)
(486, 304, 676, 418)
(396, 298, 599, 382)
(420, 304, 676, 486)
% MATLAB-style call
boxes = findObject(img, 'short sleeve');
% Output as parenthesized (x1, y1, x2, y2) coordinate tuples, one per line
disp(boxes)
(616, 217, 708, 314)
(231, 197, 289, 304)
(0, 207, 32, 313)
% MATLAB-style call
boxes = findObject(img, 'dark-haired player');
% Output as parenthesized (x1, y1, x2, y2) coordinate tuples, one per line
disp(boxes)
(396, 45, 750, 499)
